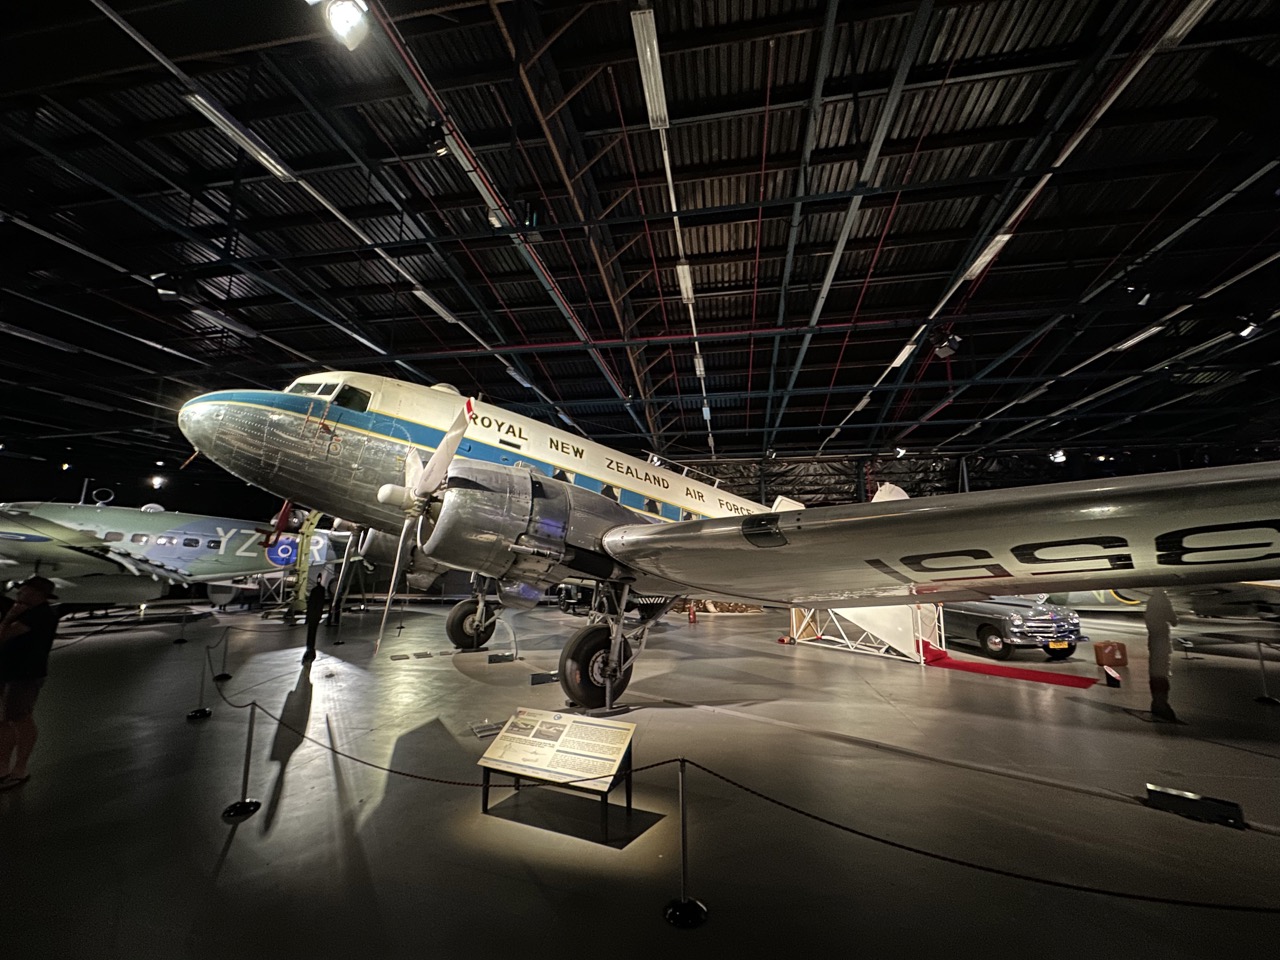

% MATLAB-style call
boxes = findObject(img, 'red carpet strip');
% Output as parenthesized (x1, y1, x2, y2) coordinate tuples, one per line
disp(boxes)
(921, 642, 1098, 689)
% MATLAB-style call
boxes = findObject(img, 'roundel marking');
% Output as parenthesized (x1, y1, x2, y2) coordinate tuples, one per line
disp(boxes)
(267, 535, 299, 567)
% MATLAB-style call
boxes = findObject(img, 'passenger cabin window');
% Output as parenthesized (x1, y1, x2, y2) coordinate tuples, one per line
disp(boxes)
(183, 538, 200, 548)
(155, 536, 176, 546)
(207, 539, 221, 549)
(104, 531, 124, 542)
(332, 385, 371, 413)
(131, 533, 149, 544)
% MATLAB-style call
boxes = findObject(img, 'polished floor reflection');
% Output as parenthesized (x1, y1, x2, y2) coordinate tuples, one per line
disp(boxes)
(4, 603, 1279, 959)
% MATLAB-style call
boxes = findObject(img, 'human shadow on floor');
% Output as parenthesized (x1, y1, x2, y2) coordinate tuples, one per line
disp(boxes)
(262, 661, 314, 831)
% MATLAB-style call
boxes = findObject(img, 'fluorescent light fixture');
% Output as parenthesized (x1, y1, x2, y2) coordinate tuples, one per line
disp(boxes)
(890, 343, 916, 368)
(675, 260, 695, 304)
(192, 307, 260, 339)
(1113, 324, 1163, 351)
(183, 91, 297, 183)
(323, 0, 369, 51)
(962, 233, 1012, 281)
(701, 404, 711, 422)
(853, 394, 871, 413)
(1049, 449, 1066, 463)
(0, 321, 80, 353)
(63, 396, 118, 412)
(693, 355, 705, 378)
(630, 8, 670, 130)
(1137, 292, 1151, 307)
(1239, 321, 1259, 338)
(1160, 0, 1215, 47)
(894, 447, 906, 459)
(507, 367, 533, 390)
(487, 209, 504, 229)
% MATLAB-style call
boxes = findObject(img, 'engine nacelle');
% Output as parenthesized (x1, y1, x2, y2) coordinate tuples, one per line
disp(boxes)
(422, 461, 640, 589)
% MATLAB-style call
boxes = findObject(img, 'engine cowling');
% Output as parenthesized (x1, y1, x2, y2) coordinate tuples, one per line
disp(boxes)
(342, 522, 449, 587)
(422, 461, 640, 594)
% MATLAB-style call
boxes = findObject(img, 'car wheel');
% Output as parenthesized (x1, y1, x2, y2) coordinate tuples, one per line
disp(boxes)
(979, 627, 1013, 660)
(1045, 643, 1077, 661)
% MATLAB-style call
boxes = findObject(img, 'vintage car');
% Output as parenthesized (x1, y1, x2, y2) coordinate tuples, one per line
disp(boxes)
(941, 596, 1087, 660)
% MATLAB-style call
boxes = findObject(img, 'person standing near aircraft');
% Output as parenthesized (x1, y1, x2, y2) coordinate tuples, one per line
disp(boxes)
(0, 576, 60, 789)
(1144, 588, 1179, 722)
(303, 580, 327, 662)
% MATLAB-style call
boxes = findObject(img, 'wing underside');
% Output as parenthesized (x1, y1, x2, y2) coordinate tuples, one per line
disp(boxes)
(602, 462, 1280, 608)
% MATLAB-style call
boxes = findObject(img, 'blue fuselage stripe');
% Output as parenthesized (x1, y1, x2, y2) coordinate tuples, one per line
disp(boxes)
(185, 392, 691, 521)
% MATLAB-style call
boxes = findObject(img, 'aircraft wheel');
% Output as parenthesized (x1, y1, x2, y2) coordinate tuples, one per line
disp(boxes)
(1045, 643, 1077, 661)
(446, 598, 496, 650)
(558, 624, 632, 709)
(979, 627, 1013, 660)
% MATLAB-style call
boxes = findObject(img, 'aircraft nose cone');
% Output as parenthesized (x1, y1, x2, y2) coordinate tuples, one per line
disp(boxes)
(178, 393, 222, 451)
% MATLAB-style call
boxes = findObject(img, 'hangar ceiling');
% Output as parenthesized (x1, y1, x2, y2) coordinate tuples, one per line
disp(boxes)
(2, 0, 1279, 494)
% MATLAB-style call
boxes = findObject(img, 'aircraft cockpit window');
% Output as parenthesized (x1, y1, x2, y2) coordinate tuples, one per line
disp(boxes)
(183, 537, 200, 548)
(285, 381, 341, 397)
(131, 533, 149, 544)
(104, 531, 124, 542)
(332, 385, 371, 413)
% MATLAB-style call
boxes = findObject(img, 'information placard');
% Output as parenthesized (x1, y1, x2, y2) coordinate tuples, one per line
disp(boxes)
(478, 707, 635, 792)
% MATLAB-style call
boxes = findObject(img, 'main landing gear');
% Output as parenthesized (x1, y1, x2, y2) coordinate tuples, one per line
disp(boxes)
(445, 577, 500, 650)
(557, 581, 678, 711)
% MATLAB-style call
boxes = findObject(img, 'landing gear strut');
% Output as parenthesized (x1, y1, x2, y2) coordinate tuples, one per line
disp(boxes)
(446, 577, 499, 650)
(557, 581, 678, 710)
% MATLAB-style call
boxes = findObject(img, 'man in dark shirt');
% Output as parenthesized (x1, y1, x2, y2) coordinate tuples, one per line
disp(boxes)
(0, 575, 59, 789)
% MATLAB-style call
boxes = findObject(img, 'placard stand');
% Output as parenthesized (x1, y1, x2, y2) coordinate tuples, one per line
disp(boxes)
(481, 745, 633, 840)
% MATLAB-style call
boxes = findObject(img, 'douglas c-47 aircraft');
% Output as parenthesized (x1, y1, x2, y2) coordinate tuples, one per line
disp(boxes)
(0, 501, 329, 605)
(179, 371, 1280, 708)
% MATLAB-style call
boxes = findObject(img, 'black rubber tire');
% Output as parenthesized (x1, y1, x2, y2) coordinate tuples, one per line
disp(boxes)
(446, 598, 497, 650)
(558, 623, 633, 709)
(978, 627, 1014, 660)
(1045, 643, 1077, 661)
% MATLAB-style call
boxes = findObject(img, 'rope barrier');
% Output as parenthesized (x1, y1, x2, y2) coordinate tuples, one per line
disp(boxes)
(198, 651, 1280, 914)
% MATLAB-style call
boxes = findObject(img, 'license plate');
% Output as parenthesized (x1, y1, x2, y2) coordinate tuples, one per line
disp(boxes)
(1049, 640, 1069, 649)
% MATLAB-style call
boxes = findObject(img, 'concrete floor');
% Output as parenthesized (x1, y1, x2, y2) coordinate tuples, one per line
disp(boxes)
(4, 602, 1280, 958)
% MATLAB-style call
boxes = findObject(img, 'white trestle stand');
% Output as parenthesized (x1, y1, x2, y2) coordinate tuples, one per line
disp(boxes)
(790, 603, 941, 667)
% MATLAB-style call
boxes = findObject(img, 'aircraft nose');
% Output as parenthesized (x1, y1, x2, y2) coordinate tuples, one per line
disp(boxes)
(177, 392, 224, 452)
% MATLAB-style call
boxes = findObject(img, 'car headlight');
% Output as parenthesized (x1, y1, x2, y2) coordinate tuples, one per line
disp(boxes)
(1069, 615, 1080, 624)
(1010, 614, 1023, 625)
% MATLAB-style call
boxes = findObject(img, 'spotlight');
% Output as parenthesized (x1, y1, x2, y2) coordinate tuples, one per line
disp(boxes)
(932, 333, 962, 359)
(422, 119, 448, 157)
(1049, 449, 1066, 463)
(894, 447, 907, 459)
(61, 462, 71, 471)
(150, 475, 167, 490)
(321, 0, 369, 51)
(1238, 318, 1259, 338)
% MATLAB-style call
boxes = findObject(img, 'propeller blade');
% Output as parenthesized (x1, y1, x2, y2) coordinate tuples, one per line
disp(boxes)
(375, 515, 413, 652)
(414, 398, 473, 500)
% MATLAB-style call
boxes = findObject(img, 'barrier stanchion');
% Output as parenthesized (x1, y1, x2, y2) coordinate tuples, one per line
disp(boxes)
(173, 612, 189, 645)
(213, 629, 232, 683)
(664, 757, 708, 929)
(1255, 642, 1279, 706)
(186, 655, 212, 720)
(222, 702, 263, 822)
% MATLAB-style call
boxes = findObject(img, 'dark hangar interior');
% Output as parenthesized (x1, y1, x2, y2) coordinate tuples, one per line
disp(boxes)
(3, 5, 1280, 958)
(3, 0, 1280, 510)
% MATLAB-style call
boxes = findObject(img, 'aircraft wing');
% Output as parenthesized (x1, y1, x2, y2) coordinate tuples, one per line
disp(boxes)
(602, 462, 1280, 608)
(0, 509, 192, 584)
